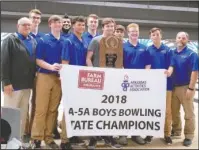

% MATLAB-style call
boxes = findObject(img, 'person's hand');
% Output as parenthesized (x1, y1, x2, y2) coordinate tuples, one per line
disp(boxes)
(4, 84, 14, 95)
(50, 63, 62, 71)
(186, 88, 195, 100)
(164, 70, 172, 77)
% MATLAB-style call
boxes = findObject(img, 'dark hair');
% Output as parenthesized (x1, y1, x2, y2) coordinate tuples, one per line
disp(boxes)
(115, 24, 125, 32)
(72, 16, 85, 25)
(149, 27, 162, 35)
(102, 18, 116, 28)
(63, 13, 71, 21)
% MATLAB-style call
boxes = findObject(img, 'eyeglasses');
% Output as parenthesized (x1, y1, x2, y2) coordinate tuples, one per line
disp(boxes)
(30, 16, 41, 20)
(20, 24, 31, 27)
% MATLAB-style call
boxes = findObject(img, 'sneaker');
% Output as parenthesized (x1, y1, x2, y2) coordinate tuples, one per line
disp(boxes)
(131, 136, 146, 145)
(46, 141, 59, 149)
(60, 142, 73, 150)
(31, 140, 41, 149)
(118, 136, 128, 145)
(87, 137, 97, 150)
(109, 137, 122, 149)
(164, 136, 172, 145)
(183, 139, 192, 147)
(69, 136, 85, 146)
(145, 136, 153, 144)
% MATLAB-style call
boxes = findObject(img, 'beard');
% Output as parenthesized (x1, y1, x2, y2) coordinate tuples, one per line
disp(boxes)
(176, 42, 186, 48)
(62, 27, 70, 34)
(62, 25, 70, 33)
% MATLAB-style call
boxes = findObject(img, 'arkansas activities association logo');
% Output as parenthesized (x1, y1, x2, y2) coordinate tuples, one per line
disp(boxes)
(121, 75, 150, 92)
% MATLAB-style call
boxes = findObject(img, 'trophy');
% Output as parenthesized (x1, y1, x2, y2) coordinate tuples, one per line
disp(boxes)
(99, 35, 123, 68)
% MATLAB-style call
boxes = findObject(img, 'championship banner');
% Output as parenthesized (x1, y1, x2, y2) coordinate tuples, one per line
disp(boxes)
(60, 65, 166, 138)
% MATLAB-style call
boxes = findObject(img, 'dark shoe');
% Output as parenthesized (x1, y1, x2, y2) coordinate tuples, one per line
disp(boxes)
(164, 136, 172, 145)
(131, 136, 146, 145)
(53, 127, 60, 139)
(60, 142, 73, 150)
(46, 141, 59, 149)
(109, 137, 122, 149)
(87, 137, 97, 150)
(32, 140, 41, 149)
(145, 136, 153, 144)
(69, 136, 85, 146)
(183, 139, 192, 147)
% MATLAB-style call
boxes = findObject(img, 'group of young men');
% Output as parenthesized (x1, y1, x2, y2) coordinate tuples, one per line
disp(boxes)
(1, 8, 198, 150)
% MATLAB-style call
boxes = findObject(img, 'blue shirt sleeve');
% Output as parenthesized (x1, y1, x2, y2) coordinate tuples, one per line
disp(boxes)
(166, 48, 173, 69)
(36, 38, 46, 60)
(190, 52, 199, 71)
(61, 39, 72, 61)
(144, 49, 151, 66)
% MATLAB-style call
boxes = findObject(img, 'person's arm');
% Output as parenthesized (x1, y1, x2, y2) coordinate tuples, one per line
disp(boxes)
(36, 38, 61, 71)
(86, 51, 94, 66)
(61, 39, 72, 65)
(145, 48, 151, 69)
(189, 53, 199, 89)
(189, 71, 198, 89)
(1, 36, 14, 95)
(86, 38, 97, 66)
(186, 52, 199, 100)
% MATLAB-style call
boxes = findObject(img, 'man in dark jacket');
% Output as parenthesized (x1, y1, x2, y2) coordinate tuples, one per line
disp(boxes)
(1, 17, 37, 142)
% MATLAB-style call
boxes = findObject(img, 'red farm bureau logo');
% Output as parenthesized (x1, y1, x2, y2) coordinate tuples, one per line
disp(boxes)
(78, 70, 105, 90)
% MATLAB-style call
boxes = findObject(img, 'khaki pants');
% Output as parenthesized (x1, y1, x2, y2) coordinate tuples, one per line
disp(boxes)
(3, 89, 31, 138)
(164, 91, 172, 137)
(60, 113, 69, 143)
(31, 73, 61, 143)
(25, 79, 36, 135)
(171, 85, 195, 140)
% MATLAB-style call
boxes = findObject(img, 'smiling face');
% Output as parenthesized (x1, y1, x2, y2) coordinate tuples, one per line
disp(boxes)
(176, 32, 189, 48)
(150, 29, 162, 44)
(128, 26, 139, 41)
(87, 17, 99, 31)
(62, 18, 71, 30)
(29, 12, 41, 28)
(73, 21, 85, 35)
(17, 17, 32, 37)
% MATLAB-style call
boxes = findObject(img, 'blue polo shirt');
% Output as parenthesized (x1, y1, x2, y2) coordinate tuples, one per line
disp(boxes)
(29, 32, 45, 43)
(147, 43, 173, 90)
(16, 32, 34, 58)
(123, 41, 151, 69)
(82, 31, 100, 47)
(62, 33, 88, 66)
(171, 46, 199, 86)
(36, 33, 64, 74)
(61, 32, 71, 39)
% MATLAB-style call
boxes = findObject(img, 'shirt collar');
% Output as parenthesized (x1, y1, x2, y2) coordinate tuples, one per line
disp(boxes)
(71, 32, 83, 43)
(16, 32, 30, 40)
(152, 43, 164, 51)
(174, 46, 188, 54)
(48, 32, 63, 41)
(127, 40, 140, 48)
(85, 31, 99, 38)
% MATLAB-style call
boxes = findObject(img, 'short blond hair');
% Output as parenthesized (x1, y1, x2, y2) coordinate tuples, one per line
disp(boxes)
(48, 15, 62, 24)
(127, 23, 139, 32)
(29, 9, 42, 17)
